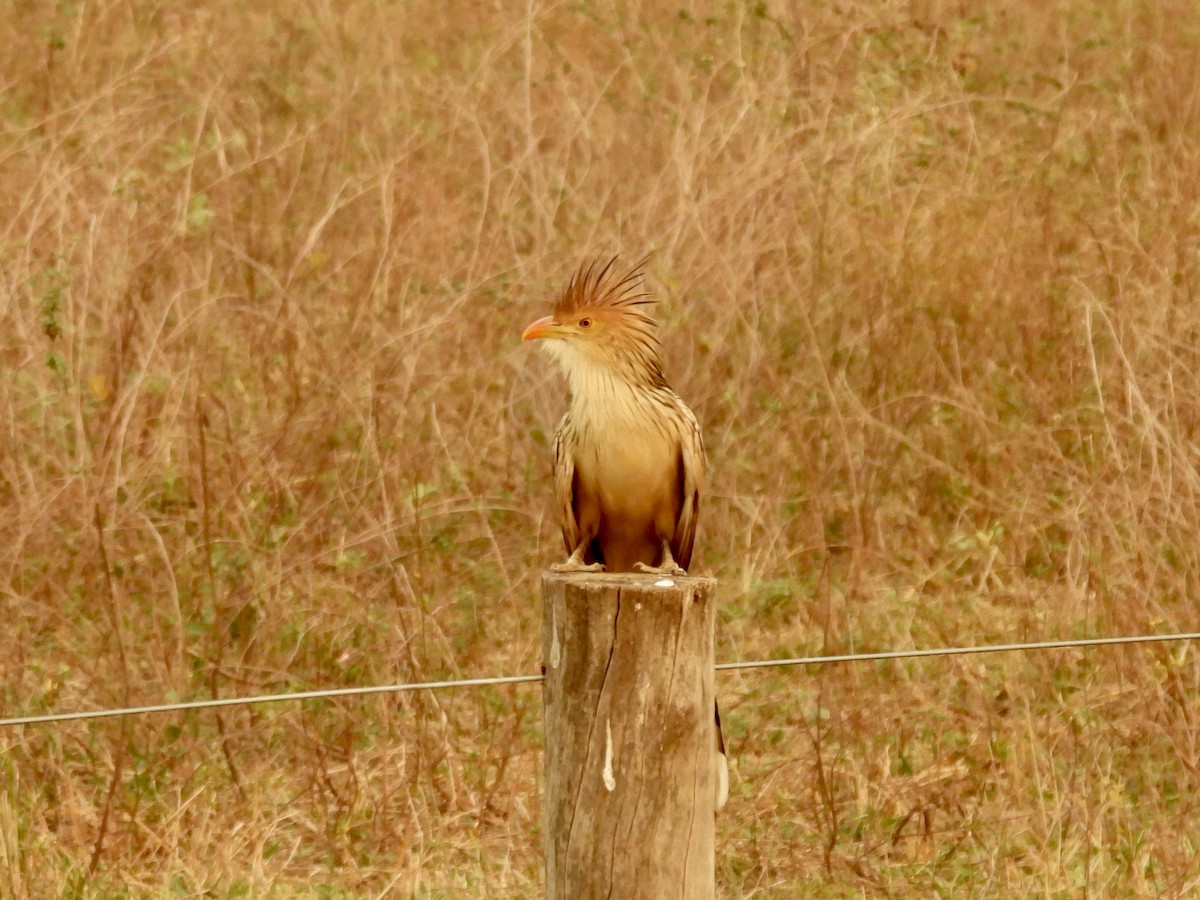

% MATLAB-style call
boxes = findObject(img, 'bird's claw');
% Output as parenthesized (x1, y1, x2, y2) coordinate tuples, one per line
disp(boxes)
(551, 560, 606, 573)
(634, 561, 687, 576)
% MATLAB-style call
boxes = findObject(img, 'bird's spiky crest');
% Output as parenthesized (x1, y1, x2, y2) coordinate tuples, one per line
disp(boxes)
(553, 255, 655, 319)
(550, 255, 667, 387)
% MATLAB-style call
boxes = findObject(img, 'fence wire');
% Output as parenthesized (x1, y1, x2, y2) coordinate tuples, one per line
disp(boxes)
(0, 631, 1196, 728)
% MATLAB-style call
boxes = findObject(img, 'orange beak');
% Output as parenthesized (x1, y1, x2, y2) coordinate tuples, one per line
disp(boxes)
(521, 315, 557, 341)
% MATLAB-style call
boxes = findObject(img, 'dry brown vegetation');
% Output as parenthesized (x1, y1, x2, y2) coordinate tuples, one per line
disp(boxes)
(3, 0, 1200, 895)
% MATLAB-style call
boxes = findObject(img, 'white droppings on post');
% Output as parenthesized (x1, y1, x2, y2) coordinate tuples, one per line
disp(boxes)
(602, 718, 616, 792)
(655, 578, 675, 588)
(549, 604, 561, 668)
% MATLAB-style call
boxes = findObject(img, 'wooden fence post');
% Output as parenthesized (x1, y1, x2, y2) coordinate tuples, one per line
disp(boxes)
(541, 571, 717, 900)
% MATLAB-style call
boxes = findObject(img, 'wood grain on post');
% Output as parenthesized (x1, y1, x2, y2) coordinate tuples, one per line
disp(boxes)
(541, 571, 717, 900)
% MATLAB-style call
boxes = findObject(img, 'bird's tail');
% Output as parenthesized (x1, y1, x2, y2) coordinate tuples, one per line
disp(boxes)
(715, 701, 729, 811)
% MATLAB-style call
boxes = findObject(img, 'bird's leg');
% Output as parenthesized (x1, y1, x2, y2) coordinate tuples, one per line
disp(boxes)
(634, 541, 687, 576)
(551, 543, 606, 573)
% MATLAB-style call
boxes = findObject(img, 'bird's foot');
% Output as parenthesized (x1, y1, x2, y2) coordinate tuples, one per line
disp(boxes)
(551, 559, 606, 573)
(634, 561, 687, 576)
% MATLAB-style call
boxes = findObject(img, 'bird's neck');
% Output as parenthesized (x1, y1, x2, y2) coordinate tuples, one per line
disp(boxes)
(564, 358, 671, 433)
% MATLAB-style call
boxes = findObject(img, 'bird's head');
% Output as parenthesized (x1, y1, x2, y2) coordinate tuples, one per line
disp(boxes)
(522, 256, 666, 386)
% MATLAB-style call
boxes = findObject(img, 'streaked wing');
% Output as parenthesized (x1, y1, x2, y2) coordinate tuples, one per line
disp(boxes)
(552, 413, 582, 555)
(671, 398, 705, 571)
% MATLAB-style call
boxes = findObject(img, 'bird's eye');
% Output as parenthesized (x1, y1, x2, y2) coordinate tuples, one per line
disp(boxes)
(578, 317, 592, 328)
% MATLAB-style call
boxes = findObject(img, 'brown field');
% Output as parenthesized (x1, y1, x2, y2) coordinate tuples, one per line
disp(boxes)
(3, 0, 1200, 895)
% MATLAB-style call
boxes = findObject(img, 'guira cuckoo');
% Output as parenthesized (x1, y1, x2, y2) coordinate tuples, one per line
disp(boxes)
(523, 256, 727, 809)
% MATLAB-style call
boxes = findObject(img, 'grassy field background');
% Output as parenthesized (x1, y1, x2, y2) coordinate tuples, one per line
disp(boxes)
(3, 0, 1200, 895)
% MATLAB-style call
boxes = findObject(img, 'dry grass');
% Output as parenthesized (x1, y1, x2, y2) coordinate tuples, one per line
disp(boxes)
(2, 0, 1200, 895)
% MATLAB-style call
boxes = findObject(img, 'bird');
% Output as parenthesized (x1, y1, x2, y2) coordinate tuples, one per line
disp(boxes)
(522, 255, 728, 809)
(520, 256, 703, 575)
